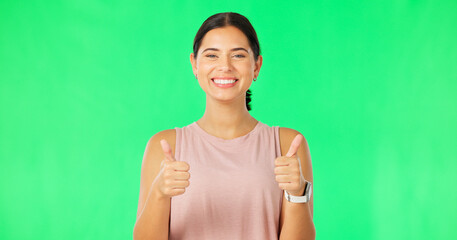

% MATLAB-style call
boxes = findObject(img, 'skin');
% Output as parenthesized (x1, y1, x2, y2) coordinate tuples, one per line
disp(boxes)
(134, 25, 315, 240)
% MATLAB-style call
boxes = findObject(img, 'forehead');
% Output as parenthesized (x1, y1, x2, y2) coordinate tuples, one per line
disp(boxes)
(199, 26, 251, 51)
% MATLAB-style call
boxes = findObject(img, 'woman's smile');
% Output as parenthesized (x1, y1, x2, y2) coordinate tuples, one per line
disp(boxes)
(211, 77, 239, 88)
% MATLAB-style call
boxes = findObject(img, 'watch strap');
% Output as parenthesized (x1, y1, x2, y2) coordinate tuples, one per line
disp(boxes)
(284, 181, 312, 203)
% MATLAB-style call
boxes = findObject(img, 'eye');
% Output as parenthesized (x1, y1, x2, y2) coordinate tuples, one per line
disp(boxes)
(234, 54, 246, 58)
(205, 54, 217, 58)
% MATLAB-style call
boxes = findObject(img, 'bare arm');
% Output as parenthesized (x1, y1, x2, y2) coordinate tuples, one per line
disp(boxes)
(133, 130, 176, 240)
(278, 128, 315, 240)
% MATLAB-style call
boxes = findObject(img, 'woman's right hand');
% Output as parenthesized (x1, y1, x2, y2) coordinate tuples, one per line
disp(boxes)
(152, 139, 190, 199)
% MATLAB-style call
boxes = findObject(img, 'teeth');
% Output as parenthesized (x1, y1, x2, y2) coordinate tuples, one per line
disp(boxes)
(213, 79, 236, 84)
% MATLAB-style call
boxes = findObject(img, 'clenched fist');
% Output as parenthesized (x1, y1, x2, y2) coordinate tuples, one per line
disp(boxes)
(274, 134, 307, 196)
(152, 139, 190, 199)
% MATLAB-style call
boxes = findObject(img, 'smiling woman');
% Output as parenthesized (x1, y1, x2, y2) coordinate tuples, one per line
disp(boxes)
(133, 12, 315, 240)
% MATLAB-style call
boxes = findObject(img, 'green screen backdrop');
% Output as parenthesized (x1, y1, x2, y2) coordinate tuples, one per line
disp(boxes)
(1, 0, 456, 239)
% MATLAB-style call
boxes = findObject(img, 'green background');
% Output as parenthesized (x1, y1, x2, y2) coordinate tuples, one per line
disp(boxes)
(1, 0, 456, 239)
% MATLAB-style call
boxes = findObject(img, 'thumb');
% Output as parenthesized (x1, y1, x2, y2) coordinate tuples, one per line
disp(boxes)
(286, 134, 303, 157)
(160, 139, 176, 161)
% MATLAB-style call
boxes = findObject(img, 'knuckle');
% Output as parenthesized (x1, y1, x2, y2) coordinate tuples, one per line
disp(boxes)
(177, 161, 188, 169)
(183, 162, 190, 170)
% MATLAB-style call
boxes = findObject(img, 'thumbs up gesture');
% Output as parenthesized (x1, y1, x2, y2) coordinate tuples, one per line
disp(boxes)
(274, 134, 307, 196)
(154, 139, 190, 198)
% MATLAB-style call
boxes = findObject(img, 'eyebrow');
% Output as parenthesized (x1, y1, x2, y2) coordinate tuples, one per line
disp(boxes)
(202, 47, 249, 53)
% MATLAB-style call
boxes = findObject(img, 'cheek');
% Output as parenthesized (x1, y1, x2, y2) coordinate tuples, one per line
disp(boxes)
(237, 60, 254, 71)
(198, 62, 215, 74)
(196, 78, 209, 92)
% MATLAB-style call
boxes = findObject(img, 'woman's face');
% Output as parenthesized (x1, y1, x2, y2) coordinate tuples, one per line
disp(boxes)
(190, 26, 262, 103)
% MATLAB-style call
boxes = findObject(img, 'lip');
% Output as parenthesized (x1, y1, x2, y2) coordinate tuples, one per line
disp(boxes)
(211, 76, 238, 80)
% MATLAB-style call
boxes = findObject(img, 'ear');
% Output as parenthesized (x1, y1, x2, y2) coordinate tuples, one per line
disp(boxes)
(254, 55, 263, 78)
(190, 53, 197, 76)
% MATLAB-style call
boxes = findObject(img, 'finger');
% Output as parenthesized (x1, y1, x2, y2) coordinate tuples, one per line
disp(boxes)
(275, 175, 291, 183)
(172, 161, 190, 172)
(171, 180, 190, 188)
(160, 139, 176, 161)
(278, 182, 291, 190)
(274, 166, 290, 175)
(275, 156, 290, 167)
(286, 134, 303, 157)
(173, 171, 191, 180)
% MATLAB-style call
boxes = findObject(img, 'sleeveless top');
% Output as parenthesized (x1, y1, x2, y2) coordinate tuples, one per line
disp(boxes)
(170, 121, 284, 240)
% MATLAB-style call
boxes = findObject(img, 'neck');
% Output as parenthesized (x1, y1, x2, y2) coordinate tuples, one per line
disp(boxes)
(196, 94, 258, 140)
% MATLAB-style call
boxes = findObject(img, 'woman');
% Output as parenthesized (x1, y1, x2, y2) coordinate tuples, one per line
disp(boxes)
(133, 12, 315, 240)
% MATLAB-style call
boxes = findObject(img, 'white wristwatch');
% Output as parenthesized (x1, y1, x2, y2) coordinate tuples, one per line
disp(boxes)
(284, 181, 312, 203)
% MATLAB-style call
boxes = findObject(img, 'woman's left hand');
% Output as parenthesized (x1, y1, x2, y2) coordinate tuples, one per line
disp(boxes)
(274, 134, 306, 196)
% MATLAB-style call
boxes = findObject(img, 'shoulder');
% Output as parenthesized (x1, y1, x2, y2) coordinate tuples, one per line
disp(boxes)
(279, 127, 301, 138)
(146, 129, 177, 156)
(149, 129, 176, 144)
(278, 127, 308, 156)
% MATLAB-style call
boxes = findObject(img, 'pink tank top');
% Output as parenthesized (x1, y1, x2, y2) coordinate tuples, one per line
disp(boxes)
(170, 121, 284, 240)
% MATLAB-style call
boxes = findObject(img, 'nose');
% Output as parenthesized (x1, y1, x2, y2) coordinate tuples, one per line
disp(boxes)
(217, 55, 233, 71)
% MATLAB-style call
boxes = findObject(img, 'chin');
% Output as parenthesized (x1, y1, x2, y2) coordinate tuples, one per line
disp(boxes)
(208, 92, 247, 103)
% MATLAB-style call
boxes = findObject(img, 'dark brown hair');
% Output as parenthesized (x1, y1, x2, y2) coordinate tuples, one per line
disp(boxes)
(192, 12, 260, 111)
